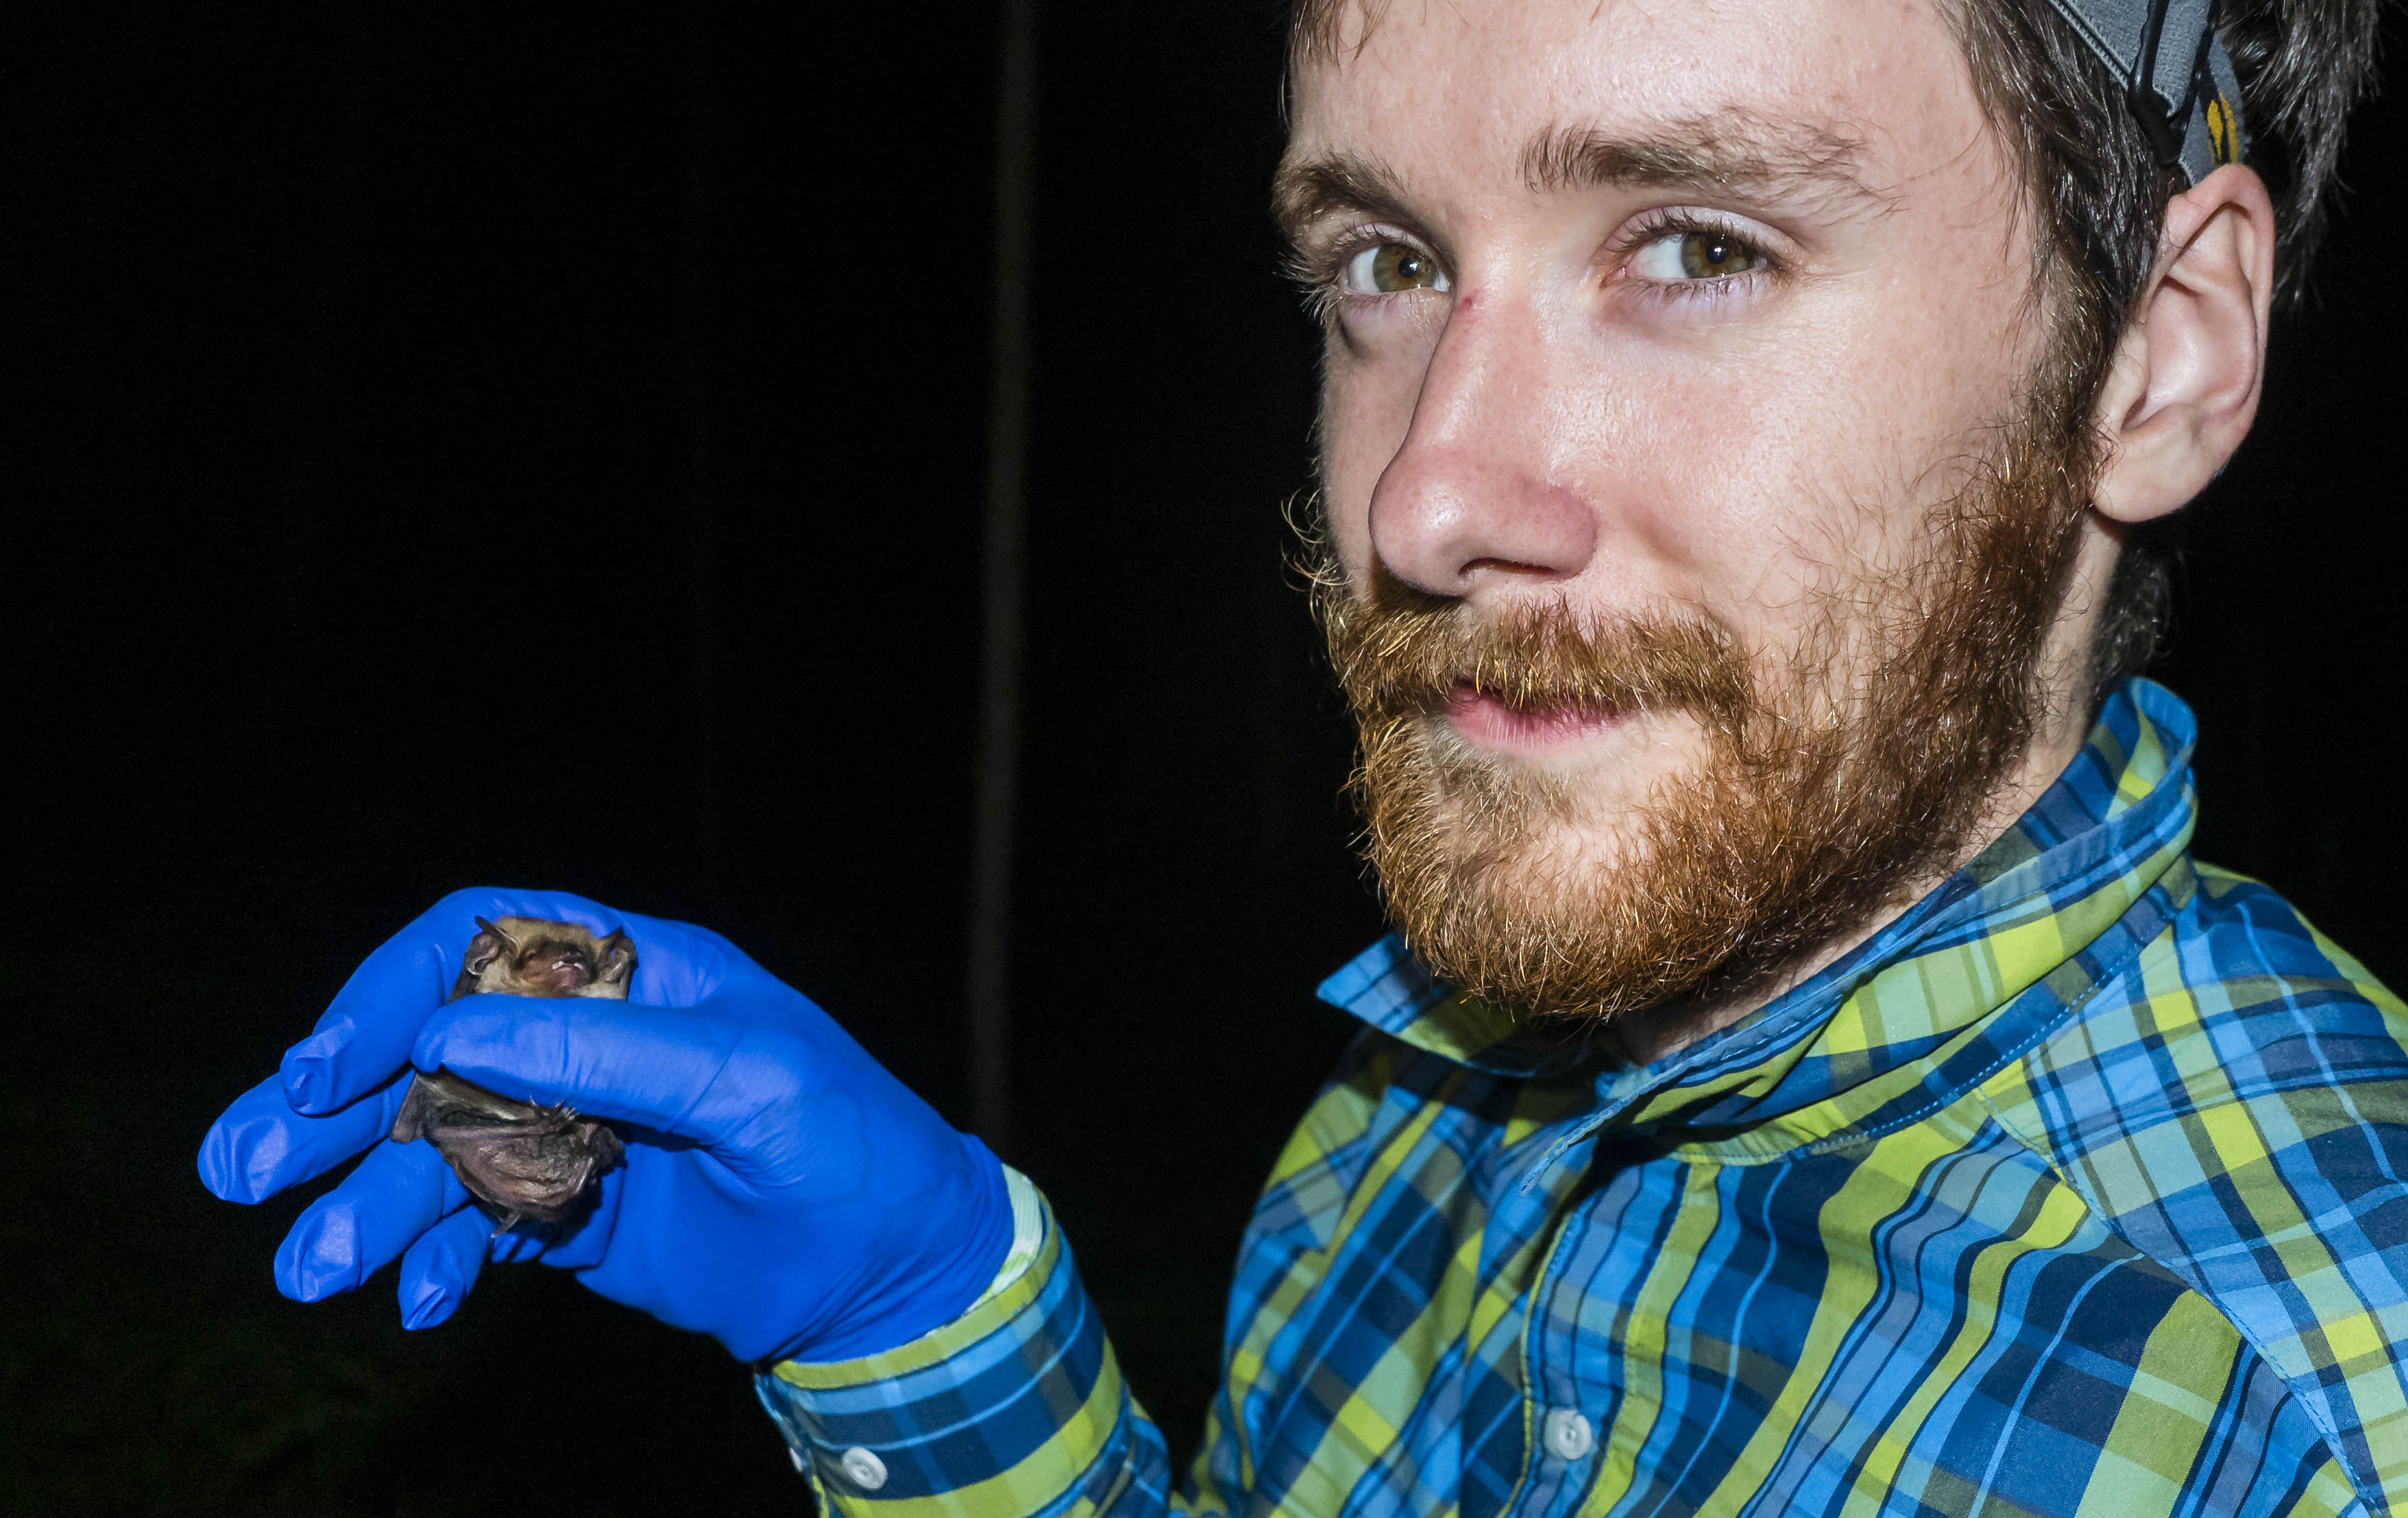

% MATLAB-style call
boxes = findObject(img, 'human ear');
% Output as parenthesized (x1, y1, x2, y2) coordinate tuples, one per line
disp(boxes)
(2089, 163, 2276, 525)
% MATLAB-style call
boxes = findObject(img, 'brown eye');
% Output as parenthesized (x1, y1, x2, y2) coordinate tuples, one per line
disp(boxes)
(1678, 230, 1760, 278)
(1630, 223, 1769, 283)
(1344, 240, 1450, 296)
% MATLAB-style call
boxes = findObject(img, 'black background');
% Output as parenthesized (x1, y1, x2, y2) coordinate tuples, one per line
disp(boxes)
(3, 3, 2403, 1513)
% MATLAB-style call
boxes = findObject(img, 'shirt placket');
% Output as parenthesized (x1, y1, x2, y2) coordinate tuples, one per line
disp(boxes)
(1493, 1050, 1705, 1517)
(1500, 1188, 1622, 1518)
(1507, 1124, 1727, 1518)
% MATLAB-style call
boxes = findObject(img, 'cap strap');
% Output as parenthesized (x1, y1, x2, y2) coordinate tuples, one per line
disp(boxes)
(2041, 0, 2246, 181)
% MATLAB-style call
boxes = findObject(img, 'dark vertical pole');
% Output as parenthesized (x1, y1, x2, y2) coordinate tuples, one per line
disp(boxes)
(681, 17, 724, 895)
(969, 0, 1040, 1150)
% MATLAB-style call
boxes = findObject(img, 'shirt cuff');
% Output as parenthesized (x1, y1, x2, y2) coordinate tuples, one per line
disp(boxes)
(986, 1166, 1049, 1301)
(754, 1169, 1137, 1515)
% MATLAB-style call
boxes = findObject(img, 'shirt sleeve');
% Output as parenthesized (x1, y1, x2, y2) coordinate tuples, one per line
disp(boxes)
(753, 1033, 1400, 1517)
(753, 1168, 1179, 1516)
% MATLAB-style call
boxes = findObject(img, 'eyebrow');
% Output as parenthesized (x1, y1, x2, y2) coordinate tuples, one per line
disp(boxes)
(1272, 110, 1892, 248)
(1272, 153, 1418, 250)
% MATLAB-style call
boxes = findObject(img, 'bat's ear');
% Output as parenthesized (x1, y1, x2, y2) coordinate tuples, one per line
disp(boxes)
(596, 929, 637, 987)
(457, 917, 516, 991)
(473, 916, 520, 954)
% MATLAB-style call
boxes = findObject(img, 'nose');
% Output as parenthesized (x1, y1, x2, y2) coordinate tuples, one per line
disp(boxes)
(1367, 293, 1598, 597)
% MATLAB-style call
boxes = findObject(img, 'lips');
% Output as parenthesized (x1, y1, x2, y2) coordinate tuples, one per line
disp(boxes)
(1444, 683, 1620, 753)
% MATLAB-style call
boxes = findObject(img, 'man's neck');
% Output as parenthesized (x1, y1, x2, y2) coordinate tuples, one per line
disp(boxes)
(1601, 701, 2097, 1068)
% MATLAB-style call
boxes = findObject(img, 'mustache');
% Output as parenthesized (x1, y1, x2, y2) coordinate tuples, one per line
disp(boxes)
(1312, 569, 1756, 727)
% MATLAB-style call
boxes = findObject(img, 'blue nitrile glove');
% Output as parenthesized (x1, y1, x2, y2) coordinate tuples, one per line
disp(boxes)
(197, 889, 1013, 1364)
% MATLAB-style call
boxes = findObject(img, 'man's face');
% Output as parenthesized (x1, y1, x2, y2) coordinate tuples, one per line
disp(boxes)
(1284, 0, 2095, 1019)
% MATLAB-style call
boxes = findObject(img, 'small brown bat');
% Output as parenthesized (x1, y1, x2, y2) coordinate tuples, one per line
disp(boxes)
(389, 915, 636, 1233)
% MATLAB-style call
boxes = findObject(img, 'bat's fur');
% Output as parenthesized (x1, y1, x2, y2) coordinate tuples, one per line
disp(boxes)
(389, 916, 636, 1234)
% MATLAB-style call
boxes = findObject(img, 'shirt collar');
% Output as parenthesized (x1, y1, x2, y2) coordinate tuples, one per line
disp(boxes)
(1316, 679, 2201, 1143)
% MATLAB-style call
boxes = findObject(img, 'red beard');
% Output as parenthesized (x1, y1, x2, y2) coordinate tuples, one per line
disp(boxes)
(1315, 405, 2095, 1023)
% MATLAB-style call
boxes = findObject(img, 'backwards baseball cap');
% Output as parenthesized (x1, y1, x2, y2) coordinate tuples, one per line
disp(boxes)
(2045, 0, 2246, 180)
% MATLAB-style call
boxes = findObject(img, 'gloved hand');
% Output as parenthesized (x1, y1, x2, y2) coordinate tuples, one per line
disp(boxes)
(197, 889, 1014, 1364)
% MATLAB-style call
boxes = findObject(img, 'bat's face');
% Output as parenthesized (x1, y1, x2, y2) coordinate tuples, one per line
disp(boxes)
(452, 915, 636, 1001)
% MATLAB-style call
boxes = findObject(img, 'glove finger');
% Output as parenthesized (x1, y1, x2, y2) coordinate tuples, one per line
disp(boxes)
(280, 887, 631, 1115)
(411, 996, 753, 1135)
(197, 1072, 412, 1204)
(274, 1135, 474, 1302)
(609, 908, 753, 1005)
(396, 1202, 492, 1329)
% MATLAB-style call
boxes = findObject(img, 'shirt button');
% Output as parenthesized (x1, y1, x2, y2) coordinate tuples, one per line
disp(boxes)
(1542, 1407, 1595, 1461)
(838, 1446, 890, 1491)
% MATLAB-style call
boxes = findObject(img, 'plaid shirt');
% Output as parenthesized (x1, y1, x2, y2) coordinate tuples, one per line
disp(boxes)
(757, 679, 2408, 1517)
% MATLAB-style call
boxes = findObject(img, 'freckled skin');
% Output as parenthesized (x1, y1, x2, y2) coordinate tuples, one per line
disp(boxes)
(1290, 0, 2119, 922)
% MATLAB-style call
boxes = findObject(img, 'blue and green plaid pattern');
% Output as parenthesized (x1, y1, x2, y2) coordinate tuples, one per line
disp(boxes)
(757, 679, 2408, 1516)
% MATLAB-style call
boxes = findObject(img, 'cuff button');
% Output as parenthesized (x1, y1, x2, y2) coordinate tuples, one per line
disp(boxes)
(839, 1446, 890, 1491)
